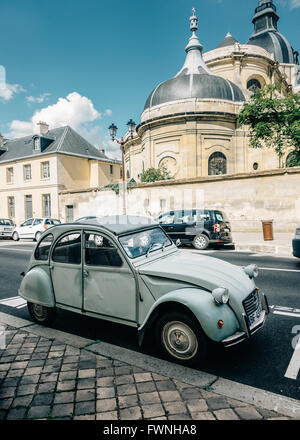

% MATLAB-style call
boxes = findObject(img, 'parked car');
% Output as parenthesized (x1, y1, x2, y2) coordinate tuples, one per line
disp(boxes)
(19, 215, 269, 365)
(292, 225, 300, 258)
(158, 209, 233, 250)
(12, 218, 61, 242)
(0, 218, 15, 239)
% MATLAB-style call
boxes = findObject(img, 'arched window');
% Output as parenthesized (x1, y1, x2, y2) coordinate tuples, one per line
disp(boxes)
(208, 152, 227, 176)
(286, 151, 300, 168)
(247, 78, 262, 92)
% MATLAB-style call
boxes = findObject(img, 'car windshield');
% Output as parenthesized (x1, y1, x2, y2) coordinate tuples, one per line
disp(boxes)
(119, 227, 172, 259)
(0, 219, 13, 226)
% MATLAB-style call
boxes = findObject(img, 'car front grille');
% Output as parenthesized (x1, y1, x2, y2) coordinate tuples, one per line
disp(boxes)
(243, 289, 262, 326)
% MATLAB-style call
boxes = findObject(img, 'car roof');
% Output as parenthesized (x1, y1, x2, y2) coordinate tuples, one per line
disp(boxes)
(70, 215, 158, 236)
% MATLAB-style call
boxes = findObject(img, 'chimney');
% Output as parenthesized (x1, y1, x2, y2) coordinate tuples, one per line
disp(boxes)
(37, 121, 49, 135)
(100, 148, 105, 154)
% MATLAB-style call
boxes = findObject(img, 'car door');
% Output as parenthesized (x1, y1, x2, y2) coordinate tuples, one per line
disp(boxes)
(158, 212, 176, 240)
(32, 218, 44, 238)
(83, 231, 136, 324)
(19, 218, 34, 238)
(50, 231, 82, 309)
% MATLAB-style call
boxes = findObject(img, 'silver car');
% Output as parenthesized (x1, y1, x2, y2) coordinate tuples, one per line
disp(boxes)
(0, 218, 15, 239)
(19, 216, 269, 365)
(292, 225, 300, 258)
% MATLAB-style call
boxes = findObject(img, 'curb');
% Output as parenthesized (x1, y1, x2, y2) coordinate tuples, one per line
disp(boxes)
(0, 312, 300, 419)
(1, 311, 299, 419)
(235, 243, 292, 257)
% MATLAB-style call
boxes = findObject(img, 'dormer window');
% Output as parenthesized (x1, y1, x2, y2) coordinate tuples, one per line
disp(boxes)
(33, 137, 40, 152)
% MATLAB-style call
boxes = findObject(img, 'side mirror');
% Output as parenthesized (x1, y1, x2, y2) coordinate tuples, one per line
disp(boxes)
(175, 239, 181, 247)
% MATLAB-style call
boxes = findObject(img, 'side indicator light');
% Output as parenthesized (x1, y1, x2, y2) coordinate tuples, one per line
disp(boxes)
(217, 320, 224, 328)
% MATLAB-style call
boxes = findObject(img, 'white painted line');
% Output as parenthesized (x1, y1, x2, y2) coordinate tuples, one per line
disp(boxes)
(259, 267, 300, 273)
(285, 336, 300, 380)
(0, 296, 27, 309)
(273, 311, 300, 319)
(0, 247, 32, 253)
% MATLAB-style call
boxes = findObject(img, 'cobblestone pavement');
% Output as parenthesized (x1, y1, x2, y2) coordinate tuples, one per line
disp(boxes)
(0, 325, 292, 420)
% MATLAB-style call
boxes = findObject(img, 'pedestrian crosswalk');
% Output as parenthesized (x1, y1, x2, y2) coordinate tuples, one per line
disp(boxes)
(0, 296, 27, 309)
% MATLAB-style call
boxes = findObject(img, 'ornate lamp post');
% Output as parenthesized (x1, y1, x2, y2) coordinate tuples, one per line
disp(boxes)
(108, 119, 136, 214)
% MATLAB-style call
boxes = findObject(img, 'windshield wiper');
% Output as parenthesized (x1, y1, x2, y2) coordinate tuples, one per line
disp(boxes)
(162, 239, 169, 252)
(146, 243, 155, 258)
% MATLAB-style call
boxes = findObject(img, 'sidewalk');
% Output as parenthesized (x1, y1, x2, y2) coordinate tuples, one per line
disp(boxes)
(0, 312, 299, 421)
(232, 232, 295, 257)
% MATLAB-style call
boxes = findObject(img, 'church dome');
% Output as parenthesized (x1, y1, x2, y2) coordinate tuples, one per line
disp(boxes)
(247, 1, 296, 64)
(144, 12, 245, 111)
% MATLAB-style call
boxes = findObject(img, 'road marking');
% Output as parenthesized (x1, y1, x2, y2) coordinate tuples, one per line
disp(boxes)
(0, 247, 32, 253)
(259, 267, 300, 273)
(0, 296, 27, 309)
(285, 336, 300, 380)
(270, 305, 300, 319)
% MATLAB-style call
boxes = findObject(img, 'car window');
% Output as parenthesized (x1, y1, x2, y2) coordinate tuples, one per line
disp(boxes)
(159, 213, 174, 225)
(195, 210, 211, 222)
(35, 234, 54, 261)
(215, 211, 228, 222)
(33, 219, 43, 226)
(119, 227, 172, 259)
(45, 219, 61, 225)
(52, 233, 81, 265)
(85, 233, 123, 267)
(21, 219, 33, 227)
(0, 219, 13, 226)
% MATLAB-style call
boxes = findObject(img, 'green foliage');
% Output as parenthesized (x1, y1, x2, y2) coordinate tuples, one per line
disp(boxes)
(140, 166, 172, 183)
(105, 181, 137, 195)
(238, 85, 300, 166)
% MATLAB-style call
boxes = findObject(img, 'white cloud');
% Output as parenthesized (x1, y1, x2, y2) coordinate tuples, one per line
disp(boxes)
(290, 0, 300, 8)
(0, 83, 25, 102)
(5, 91, 121, 160)
(26, 93, 51, 104)
(279, 0, 300, 8)
(105, 109, 112, 116)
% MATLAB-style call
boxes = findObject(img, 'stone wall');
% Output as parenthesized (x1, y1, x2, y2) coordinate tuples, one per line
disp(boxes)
(59, 167, 300, 232)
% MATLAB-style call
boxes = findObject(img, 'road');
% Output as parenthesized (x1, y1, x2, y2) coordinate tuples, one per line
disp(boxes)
(0, 239, 300, 401)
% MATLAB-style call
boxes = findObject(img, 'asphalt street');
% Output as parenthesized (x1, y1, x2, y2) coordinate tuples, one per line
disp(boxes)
(0, 239, 300, 401)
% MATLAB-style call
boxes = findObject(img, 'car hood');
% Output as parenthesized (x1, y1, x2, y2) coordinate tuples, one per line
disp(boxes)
(138, 250, 255, 304)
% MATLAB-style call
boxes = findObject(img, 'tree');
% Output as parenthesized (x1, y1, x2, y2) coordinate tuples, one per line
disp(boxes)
(238, 85, 300, 167)
(286, 149, 300, 168)
(140, 165, 172, 183)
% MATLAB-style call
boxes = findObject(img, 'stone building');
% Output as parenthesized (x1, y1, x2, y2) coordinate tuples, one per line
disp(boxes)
(0, 122, 121, 224)
(124, 1, 299, 181)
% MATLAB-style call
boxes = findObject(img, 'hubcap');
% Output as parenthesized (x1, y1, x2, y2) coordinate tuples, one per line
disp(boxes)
(195, 236, 207, 249)
(162, 321, 198, 360)
(32, 304, 46, 321)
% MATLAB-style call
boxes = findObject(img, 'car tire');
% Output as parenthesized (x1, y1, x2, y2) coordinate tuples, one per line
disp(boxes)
(193, 234, 209, 250)
(12, 232, 19, 241)
(35, 232, 42, 242)
(155, 312, 208, 366)
(27, 302, 56, 326)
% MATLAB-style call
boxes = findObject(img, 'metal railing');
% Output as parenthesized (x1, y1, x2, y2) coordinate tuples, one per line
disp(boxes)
(255, 2, 277, 14)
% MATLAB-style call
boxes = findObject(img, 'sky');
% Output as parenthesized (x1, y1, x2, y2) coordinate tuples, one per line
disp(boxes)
(0, 0, 299, 159)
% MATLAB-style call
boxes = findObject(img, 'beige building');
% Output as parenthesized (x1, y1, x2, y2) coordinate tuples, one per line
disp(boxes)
(0, 122, 121, 225)
(124, 2, 299, 181)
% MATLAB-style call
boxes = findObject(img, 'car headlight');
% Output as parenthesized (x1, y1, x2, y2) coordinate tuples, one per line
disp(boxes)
(244, 264, 259, 278)
(212, 287, 229, 305)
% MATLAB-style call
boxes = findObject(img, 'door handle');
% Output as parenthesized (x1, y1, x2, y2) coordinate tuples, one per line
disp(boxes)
(83, 269, 89, 278)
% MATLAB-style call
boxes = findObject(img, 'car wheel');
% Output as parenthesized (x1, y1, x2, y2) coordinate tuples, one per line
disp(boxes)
(12, 232, 19, 241)
(27, 302, 56, 326)
(155, 312, 208, 366)
(35, 231, 42, 242)
(193, 234, 209, 250)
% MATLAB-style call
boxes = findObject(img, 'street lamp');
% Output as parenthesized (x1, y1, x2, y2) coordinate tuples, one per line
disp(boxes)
(108, 119, 136, 214)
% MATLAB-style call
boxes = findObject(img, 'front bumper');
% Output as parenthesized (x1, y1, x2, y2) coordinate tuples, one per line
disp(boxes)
(292, 238, 300, 258)
(0, 231, 13, 237)
(221, 292, 269, 347)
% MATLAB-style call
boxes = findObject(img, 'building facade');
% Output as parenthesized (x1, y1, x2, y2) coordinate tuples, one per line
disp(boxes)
(0, 122, 121, 225)
(124, 1, 299, 181)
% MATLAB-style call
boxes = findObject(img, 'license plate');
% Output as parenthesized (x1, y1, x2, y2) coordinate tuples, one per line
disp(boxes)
(4, 228, 11, 231)
(224, 228, 229, 232)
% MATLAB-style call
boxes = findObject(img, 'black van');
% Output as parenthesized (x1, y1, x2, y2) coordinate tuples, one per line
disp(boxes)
(158, 209, 233, 250)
